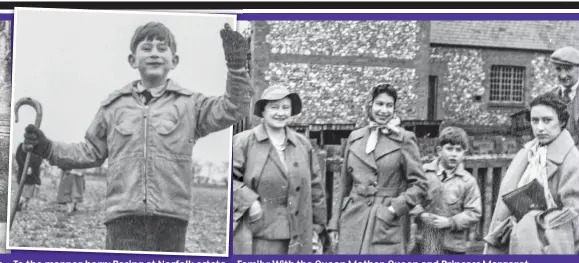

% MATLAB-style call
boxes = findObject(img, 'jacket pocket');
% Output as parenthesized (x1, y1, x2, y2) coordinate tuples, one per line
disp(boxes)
(247, 212, 266, 234)
(112, 120, 135, 149)
(155, 118, 180, 136)
(153, 113, 190, 153)
(372, 204, 403, 245)
(444, 192, 462, 214)
(252, 205, 291, 239)
(152, 104, 183, 136)
(114, 120, 134, 136)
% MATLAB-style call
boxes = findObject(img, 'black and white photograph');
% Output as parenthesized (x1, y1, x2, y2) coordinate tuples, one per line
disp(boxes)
(0, 19, 12, 254)
(232, 20, 579, 255)
(8, 7, 251, 255)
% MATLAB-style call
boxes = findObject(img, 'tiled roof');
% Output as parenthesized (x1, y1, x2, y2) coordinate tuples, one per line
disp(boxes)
(430, 21, 579, 51)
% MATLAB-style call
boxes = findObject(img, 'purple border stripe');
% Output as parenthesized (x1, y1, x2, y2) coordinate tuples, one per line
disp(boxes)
(1, 10, 579, 262)
(237, 13, 579, 20)
(0, 13, 12, 20)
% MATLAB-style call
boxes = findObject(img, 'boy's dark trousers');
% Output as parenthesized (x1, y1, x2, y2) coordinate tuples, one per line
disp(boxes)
(105, 215, 188, 252)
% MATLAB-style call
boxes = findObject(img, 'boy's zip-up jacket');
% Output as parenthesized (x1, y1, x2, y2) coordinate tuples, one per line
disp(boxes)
(46, 70, 253, 223)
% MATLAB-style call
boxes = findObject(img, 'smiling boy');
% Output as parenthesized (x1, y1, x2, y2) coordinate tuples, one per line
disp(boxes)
(21, 22, 252, 252)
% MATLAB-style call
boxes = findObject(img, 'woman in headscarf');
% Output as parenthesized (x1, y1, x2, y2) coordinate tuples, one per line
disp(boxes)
(56, 169, 85, 214)
(232, 84, 327, 254)
(327, 83, 430, 254)
(484, 92, 579, 254)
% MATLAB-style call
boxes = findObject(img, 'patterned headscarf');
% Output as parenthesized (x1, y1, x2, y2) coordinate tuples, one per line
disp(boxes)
(364, 83, 402, 154)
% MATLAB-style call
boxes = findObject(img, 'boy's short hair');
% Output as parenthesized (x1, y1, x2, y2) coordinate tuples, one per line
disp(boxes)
(438, 126, 469, 151)
(130, 22, 177, 54)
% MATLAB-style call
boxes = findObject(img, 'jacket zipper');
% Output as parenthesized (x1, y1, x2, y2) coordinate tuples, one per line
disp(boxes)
(143, 105, 149, 213)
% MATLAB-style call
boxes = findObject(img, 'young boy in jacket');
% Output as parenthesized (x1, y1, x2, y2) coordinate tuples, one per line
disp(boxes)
(411, 126, 482, 254)
(21, 22, 252, 252)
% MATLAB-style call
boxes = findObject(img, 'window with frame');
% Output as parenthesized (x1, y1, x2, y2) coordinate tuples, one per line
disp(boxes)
(489, 65, 525, 103)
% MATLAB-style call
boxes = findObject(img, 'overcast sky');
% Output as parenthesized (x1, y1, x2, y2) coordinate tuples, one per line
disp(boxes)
(11, 8, 239, 165)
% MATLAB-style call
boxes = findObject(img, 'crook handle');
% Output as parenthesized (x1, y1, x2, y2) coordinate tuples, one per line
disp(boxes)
(10, 97, 43, 230)
(14, 97, 43, 127)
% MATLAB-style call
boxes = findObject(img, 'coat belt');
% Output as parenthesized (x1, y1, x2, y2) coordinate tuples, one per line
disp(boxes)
(352, 183, 401, 197)
(261, 196, 288, 206)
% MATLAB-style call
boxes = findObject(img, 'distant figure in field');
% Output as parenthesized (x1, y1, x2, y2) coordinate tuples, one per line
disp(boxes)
(56, 169, 85, 214)
(15, 142, 43, 211)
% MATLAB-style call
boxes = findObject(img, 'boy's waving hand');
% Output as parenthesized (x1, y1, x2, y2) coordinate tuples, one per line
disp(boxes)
(220, 23, 249, 70)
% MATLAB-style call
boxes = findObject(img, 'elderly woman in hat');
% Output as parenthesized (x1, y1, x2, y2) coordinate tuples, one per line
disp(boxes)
(232, 85, 327, 254)
(327, 83, 430, 254)
(484, 92, 579, 254)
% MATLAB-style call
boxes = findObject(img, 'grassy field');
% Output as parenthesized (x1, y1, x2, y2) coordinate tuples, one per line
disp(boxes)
(8, 174, 229, 254)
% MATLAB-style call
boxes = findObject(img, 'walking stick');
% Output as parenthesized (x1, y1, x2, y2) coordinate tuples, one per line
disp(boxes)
(10, 97, 42, 230)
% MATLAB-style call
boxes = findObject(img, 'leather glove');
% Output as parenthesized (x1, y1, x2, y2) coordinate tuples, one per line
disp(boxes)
(220, 23, 249, 70)
(23, 124, 52, 159)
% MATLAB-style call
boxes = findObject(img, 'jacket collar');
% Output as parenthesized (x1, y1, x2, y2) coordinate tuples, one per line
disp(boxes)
(120, 79, 194, 95)
(524, 129, 575, 165)
(101, 79, 194, 107)
(349, 125, 404, 143)
(424, 158, 470, 181)
(253, 123, 298, 146)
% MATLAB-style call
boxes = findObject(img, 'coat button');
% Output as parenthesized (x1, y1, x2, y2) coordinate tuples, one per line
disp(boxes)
(348, 167, 354, 173)
(296, 186, 300, 191)
(295, 211, 299, 215)
(294, 162, 299, 167)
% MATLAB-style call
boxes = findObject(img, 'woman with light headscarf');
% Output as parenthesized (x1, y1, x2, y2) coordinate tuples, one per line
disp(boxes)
(484, 92, 579, 254)
(232, 85, 327, 254)
(327, 83, 430, 254)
